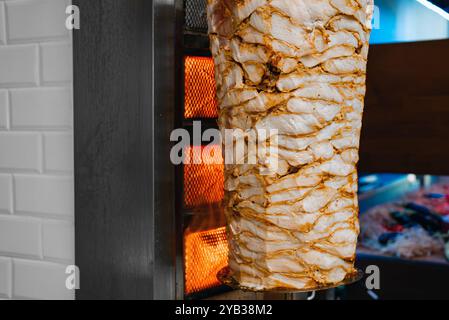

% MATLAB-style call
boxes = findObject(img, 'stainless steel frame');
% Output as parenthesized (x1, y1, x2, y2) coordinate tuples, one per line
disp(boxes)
(74, 0, 181, 300)
(152, 0, 179, 300)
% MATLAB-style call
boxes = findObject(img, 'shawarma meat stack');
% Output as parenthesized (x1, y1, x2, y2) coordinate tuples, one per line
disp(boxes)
(207, 0, 374, 290)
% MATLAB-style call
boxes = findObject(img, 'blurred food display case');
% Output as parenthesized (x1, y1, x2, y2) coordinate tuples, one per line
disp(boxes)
(343, 175, 449, 299)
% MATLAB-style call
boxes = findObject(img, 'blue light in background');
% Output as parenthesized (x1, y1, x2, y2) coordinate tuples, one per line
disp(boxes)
(417, 0, 449, 19)
(370, 0, 449, 44)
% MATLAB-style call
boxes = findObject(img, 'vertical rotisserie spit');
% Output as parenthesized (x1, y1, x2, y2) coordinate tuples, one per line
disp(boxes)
(207, 0, 374, 290)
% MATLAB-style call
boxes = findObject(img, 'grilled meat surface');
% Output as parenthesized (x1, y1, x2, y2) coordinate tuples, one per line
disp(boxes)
(207, 0, 374, 290)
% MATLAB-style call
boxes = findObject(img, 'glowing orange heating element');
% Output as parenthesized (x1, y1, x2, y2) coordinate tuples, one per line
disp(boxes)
(184, 56, 218, 118)
(184, 145, 224, 208)
(184, 227, 228, 294)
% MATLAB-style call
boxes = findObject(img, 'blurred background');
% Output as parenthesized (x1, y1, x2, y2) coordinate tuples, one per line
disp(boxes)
(371, 0, 449, 44)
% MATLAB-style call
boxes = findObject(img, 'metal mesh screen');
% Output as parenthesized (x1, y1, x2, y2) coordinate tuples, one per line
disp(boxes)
(184, 56, 218, 119)
(184, 226, 228, 294)
(185, 0, 208, 33)
(184, 145, 224, 208)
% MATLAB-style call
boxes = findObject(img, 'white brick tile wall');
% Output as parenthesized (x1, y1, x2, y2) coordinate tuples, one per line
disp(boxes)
(0, 44, 38, 86)
(15, 175, 74, 217)
(0, 215, 41, 258)
(5, 0, 69, 42)
(0, 90, 8, 129)
(42, 220, 74, 261)
(0, 0, 74, 300)
(13, 259, 74, 300)
(10, 87, 71, 129)
(0, 132, 41, 171)
(44, 133, 73, 172)
(0, 174, 13, 213)
(0, 258, 12, 298)
(41, 41, 72, 83)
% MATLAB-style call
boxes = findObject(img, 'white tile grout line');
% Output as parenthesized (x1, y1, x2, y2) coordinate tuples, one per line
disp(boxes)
(39, 132, 44, 174)
(6, 88, 10, 130)
(7, 36, 72, 45)
(39, 219, 44, 260)
(8, 257, 12, 299)
(0, 81, 72, 90)
(10, 172, 15, 215)
(8, 173, 13, 214)
(12, 211, 74, 222)
(0, 170, 73, 178)
(4, 254, 74, 267)
(1, 1, 8, 46)
(36, 44, 41, 87)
